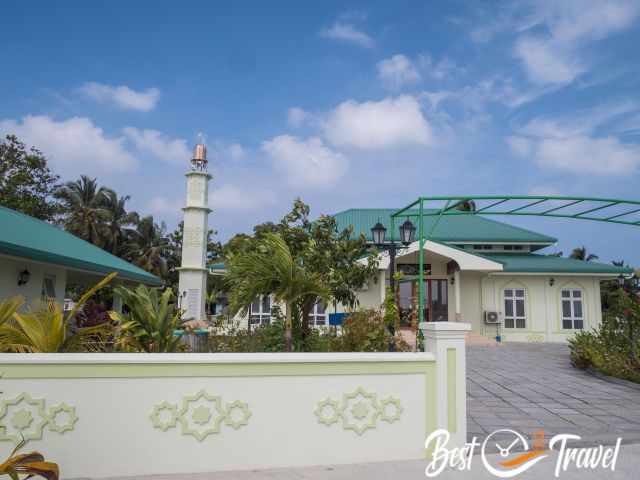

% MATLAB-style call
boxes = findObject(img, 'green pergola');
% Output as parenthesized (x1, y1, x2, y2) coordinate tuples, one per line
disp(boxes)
(391, 195, 640, 323)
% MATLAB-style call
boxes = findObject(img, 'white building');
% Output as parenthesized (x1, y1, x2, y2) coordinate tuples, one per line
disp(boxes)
(210, 208, 630, 343)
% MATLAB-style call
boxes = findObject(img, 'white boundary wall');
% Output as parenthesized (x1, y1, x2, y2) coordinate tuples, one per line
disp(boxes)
(0, 324, 469, 478)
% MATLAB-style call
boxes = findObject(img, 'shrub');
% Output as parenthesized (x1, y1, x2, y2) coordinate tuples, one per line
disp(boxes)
(75, 300, 111, 328)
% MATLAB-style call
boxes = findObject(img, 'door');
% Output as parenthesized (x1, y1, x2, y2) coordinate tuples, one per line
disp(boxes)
(427, 279, 449, 322)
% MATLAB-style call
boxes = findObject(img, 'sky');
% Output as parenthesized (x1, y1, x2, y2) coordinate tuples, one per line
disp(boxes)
(1, 0, 639, 266)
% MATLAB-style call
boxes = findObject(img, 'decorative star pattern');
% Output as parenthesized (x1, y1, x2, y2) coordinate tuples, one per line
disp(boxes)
(150, 401, 178, 432)
(149, 391, 251, 441)
(0, 393, 77, 444)
(47, 403, 79, 434)
(314, 388, 403, 436)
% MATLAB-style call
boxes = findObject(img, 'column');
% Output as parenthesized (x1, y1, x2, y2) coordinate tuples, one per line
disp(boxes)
(454, 270, 461, 321)
(421, 321, 471, 448)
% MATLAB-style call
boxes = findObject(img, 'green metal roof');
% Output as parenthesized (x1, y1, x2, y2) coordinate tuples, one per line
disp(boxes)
(0, 206, 162, 285)
(208, 262, 226, 271)
(333, 208, 557, 248)
(482, 253, 633, 275)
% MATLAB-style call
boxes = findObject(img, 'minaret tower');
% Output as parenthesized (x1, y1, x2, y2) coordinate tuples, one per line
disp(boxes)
(177, 143, 211, 321)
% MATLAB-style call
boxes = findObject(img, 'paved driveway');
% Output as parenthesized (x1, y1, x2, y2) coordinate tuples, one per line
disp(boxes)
(467, 343, 640, 446)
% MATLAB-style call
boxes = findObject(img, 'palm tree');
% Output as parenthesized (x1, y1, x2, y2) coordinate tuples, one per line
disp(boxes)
(55, 175, 110, 246)
(129, 215, 169, 277)
(102, 190, 138, 256)
(569, 246, 599, 262)
(225, 233, 330, 351)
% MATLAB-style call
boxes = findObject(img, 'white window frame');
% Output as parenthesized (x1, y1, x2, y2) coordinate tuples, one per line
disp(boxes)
(504, 288, 526, 329)
(249, 295, 271, 326)
(41, 274, 56, 303)
(561, 289, 584, 330)
(308, 301, 328, 326)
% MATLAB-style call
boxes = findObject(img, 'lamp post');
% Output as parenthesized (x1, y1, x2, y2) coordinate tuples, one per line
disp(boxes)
(370, 219, 416, 301)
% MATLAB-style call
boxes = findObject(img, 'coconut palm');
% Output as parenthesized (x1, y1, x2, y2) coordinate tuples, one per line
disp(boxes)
(55, 175, 110, 246)
(109, 284, 184, 352)
(102, 190, 139, 256)
(0, 273, 115, 353)
(225, 233, 330, 351)
(129, 215, 169, 277)
(0, 297, 23, 326)
(570, 246, 599, 262)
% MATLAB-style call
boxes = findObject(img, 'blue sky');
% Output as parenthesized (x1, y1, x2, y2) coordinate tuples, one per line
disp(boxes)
(1, 1, 639, 265)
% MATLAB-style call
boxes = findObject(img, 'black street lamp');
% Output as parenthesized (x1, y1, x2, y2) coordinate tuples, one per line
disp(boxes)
(370, 218, 416, 302)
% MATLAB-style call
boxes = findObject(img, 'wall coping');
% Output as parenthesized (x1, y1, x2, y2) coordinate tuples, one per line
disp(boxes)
(419, 322, 472, 332)
(0, 352, 435, 365)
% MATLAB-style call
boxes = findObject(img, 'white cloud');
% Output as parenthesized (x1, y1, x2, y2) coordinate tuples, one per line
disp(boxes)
(535, 136, 639, 175)
(262, 135, 347, 187)
(123, 127, 190, 164)
(210, 184, 277, 212)
(147, 196, 179, 216)
(324, 96, 433, 149)
(0, 115, 137, 175)
(288, 107, 311, 128)
(513, 0, 639, 85)
(417, 54, 463, 80)
(377, 54, 421, 89)
(510, 104, 640, 175)
(319, 22, 374, 48)
(80, 82, 160, 111)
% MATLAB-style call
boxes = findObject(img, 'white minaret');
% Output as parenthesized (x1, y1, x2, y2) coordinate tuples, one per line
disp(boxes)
(177, 143, 211, 321)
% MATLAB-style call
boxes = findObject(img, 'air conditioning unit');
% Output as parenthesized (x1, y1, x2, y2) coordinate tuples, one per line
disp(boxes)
(484, 311, 500, 324)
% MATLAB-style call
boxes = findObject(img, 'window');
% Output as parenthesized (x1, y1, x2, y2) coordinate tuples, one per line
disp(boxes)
(473, 245, 493, 250)
(504, 288, 526, 328)
(308, 301, 327, 326)
(41, 275, 56, 302)
(249, 295, 271, 326)
(561, 289, 584, 330)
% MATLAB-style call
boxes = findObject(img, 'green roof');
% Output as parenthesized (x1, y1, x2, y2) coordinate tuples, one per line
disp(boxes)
(0, 206, 162, 285)
(333, 208, 557, 248)
(208, 262, 226, 271)
(483, 253, 633, 274)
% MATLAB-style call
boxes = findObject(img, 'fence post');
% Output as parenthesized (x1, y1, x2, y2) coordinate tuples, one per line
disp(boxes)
(421, 321, 471, 447)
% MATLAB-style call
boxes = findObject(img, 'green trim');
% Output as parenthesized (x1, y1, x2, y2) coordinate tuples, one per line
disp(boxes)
(179, 390, 226, 442)
(0, 361, 435, 379)
(314, 398, 342, 426)
(379, 397, 403, 423)
(446, 349, 457, 434)
(224, 401, 252, 430)
(150, 401, 178, 432)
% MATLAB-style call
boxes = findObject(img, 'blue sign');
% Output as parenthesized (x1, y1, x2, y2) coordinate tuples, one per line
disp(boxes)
(329, 313, 347, 326)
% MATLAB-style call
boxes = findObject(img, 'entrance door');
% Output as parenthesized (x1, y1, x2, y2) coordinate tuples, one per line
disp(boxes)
(428, 279, 449, 321)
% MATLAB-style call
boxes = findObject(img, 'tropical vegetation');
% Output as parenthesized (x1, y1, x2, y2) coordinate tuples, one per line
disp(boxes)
(109, 284, 185, 353)
(569, 288, 640, 383)
(0, 438, 59, 480)
(0, 274, 116, 353)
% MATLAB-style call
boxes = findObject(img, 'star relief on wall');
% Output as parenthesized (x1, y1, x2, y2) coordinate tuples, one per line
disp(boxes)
(314, 387, 403, 436)
(150, 391, 251, 441)
(0, 393, 78, 444)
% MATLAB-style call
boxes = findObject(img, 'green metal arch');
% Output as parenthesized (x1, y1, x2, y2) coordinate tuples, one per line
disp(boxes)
(390, 195, 639, 324)
(392, 195, 640, 227)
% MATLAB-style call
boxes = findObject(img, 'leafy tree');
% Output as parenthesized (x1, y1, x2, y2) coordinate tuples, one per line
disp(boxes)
(55, 175, 111, 246)
(226, 233, 331, 351)
(569, 246, 599, 262)
(0, 134, 61, 221)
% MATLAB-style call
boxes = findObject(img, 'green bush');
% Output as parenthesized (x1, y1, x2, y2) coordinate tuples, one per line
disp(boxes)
(568, 289, 640, 383)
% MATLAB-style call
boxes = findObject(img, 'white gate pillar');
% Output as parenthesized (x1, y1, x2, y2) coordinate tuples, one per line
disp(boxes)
(421, 321, 470, 448)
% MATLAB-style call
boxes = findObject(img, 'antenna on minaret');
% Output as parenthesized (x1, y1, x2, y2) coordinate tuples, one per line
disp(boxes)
(191, 134, 208, 171)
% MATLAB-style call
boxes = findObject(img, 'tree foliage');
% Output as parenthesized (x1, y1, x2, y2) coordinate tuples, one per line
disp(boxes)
(0, 134, 61, 221)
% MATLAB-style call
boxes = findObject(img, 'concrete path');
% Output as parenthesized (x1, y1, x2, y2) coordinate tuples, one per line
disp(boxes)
(97, 442, 640, 479)
(467, 343, 640, 446)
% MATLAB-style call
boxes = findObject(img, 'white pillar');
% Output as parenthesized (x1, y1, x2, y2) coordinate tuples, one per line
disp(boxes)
(421, 321, 470, 448)
(177, 144, 211, 322)
(454, 270, 461, 321)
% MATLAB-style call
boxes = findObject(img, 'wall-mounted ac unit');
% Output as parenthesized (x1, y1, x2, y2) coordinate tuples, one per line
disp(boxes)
(484, 311, 500, 324)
